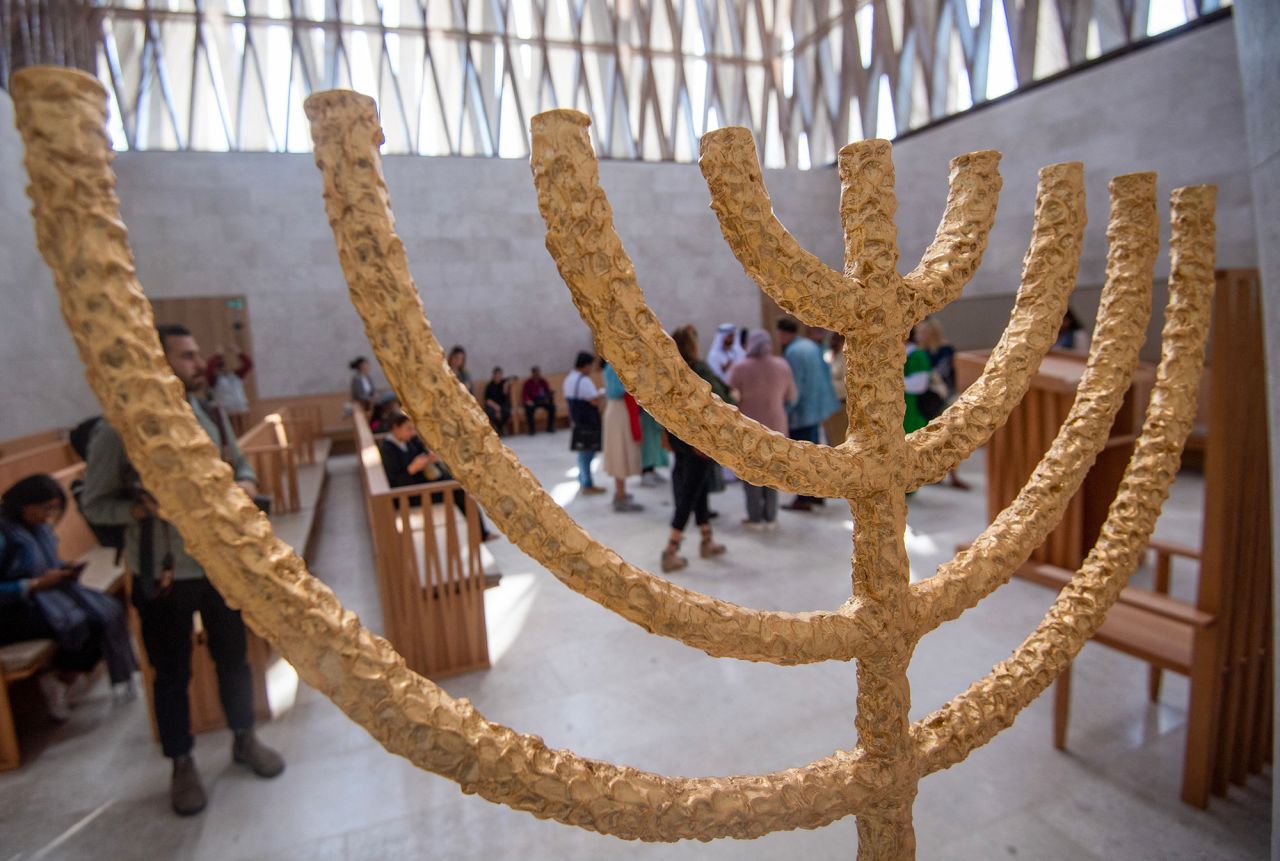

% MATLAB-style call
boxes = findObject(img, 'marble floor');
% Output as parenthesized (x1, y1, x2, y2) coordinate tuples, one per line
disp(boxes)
(0, 434, 1270, 860)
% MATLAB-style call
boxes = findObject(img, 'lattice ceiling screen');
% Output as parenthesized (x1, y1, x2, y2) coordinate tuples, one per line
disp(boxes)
(6, 0, 1228, 166)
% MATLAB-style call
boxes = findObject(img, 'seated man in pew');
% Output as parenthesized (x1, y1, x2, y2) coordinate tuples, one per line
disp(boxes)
(521, 366, 556, 434)
(378, 412, 495, 542)
(81, 324, 283, 817)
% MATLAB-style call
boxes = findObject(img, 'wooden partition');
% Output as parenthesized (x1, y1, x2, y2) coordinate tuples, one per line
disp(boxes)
(956, 350, 1155, 571)
(353, 408, 491, 678)
(970, 270, 1272, 807)
(1179, 269, 1273, 805)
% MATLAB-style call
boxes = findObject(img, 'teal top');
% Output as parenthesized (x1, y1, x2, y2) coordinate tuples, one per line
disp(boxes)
(783, 337, 839, 429)
(603, 364, 627, 400)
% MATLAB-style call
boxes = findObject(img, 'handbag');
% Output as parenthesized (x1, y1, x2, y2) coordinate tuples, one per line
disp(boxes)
(567, 374, 602, 452)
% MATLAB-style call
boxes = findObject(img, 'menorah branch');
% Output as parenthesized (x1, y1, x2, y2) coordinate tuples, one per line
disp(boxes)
(901, 151, 1002, 327)
(14, 65, 896, 844)
(305, 92, 887, 667)
(911, 173, 1160, 636)
(698, 126, 855, 332)
(533, 109, 890, 500)
(839, 140, 901, 294)
(911, 185, 1215, 776)
(904, 162, 1085, 488)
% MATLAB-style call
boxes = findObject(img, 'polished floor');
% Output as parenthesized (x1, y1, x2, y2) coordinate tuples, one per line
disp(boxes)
(0, 434, 1270, 860)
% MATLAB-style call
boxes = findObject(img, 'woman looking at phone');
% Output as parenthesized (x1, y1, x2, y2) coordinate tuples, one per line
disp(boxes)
(0, 473, 136, 718)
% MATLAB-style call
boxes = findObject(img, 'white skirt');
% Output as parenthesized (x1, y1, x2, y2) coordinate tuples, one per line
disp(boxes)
(602, 398, 642, 479)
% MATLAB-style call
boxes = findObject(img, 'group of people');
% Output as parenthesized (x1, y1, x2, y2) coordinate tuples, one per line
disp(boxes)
(351, 317, 966, 572)
(352, 349, 558, 438)
(558, 316, 969, 572)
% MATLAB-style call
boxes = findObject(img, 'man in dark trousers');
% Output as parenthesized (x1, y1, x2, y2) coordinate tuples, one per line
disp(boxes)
(81, 324, 283, 816)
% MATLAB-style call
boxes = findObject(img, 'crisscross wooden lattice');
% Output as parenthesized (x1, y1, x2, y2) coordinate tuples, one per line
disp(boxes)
(12, 66, 1214, 859)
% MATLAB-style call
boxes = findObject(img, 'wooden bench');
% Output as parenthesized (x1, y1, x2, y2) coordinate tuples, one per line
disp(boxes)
(354, 406, 498, 678)
(1009, 557, 1215, 747)
(0, 438, 79, 495)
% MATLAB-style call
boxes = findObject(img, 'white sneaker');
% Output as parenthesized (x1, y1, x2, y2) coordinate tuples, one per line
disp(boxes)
(112, 679, 138, 705)
(65, 673, 94, 706)
(741, 519, 766, 533)
(764, 520, 780, 532)
(640, 472, 661, 487)
(38, 673, 71, 721)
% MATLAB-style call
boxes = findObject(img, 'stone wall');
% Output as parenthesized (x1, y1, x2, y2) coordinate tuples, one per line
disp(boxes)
(890, 16, 1253, 354)
(0, 15, 1255, 438)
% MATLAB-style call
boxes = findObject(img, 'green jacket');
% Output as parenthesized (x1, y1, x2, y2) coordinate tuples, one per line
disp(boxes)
(80, 397, 255, 582)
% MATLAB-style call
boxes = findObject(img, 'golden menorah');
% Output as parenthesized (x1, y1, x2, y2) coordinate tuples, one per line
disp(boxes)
(11, 66, 1216, 860)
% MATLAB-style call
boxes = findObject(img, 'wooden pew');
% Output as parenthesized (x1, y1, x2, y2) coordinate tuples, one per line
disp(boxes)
(0, 438, 79, 493)
(955, 349, 1155, 573)
(353, 407, 496, 678)
(0, 428, 65, 460)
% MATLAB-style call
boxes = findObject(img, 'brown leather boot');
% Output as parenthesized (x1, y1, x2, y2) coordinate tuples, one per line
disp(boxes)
(170, 755, 207, 816)
(232, 729, 285, 778)
(661, 539, 688, 573)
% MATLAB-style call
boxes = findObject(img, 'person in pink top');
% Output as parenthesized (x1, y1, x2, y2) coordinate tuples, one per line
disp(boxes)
(727, 329, 797, 530)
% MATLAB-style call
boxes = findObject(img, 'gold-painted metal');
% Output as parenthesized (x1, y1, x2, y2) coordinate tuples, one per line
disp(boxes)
(12, 66, 1217, 859)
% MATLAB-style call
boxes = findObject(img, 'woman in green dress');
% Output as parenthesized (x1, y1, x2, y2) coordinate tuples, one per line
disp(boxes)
(903, 331, 932, 435)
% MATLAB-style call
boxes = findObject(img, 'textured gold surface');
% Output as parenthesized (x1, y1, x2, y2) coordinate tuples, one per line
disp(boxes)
(12, 66, 884, 844)
(533, 110, 885, 500)
(912, 172, 1158, 633)
(913, 184, 1216, 775)
(15, 67, 1217, 860)
(305, 92, 880, 666)
(904, 163, 1085, 489)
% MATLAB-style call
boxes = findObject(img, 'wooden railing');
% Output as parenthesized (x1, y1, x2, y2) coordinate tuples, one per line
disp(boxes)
(239, 414, 300, 514)
(252, 391, 355, 451)
(353, 406, 491, 678)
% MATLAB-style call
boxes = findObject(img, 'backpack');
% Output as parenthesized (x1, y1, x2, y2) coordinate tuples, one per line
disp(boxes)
(68, 416, 128, 554)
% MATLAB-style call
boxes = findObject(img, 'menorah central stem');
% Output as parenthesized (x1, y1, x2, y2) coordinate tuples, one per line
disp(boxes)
(842, 322, 918, 859)
(833, 132, 918, 852)
(851, 488, 917, 860)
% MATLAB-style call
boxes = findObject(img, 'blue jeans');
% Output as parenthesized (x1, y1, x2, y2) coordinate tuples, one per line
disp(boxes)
(577, 450, 597, 487)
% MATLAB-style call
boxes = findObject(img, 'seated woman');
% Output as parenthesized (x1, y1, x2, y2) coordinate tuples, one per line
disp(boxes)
(483, 367, 513, 435)
(0, 474, 137, 718)
(378, 413, 495, 541)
